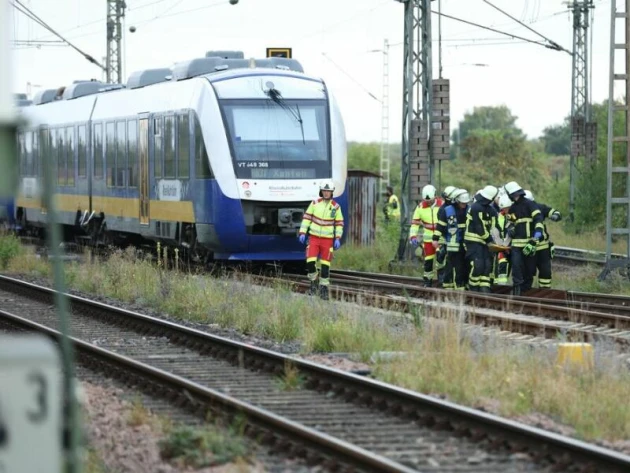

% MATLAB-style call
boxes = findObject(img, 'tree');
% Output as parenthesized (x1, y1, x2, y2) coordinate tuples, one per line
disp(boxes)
(540, 119, 570, 156)
(452, 105, 524, 151)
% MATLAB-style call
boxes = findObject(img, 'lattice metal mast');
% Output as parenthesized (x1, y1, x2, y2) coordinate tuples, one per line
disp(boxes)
(394, 0, 433, 261)
(601, 0, 630, 279)
(568, 0, 595, 221)
(379, 38, 391, 198)
(106, 0, 126, 84)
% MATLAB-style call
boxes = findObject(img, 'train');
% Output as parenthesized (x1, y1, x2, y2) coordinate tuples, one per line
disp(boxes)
(11, 51, 348, 262)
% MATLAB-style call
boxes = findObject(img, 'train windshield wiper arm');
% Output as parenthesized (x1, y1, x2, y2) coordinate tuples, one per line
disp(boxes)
(266, 87, 305, 145)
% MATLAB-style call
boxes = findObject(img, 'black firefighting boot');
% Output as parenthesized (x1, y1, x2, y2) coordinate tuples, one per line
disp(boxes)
(423, 277, 432, 288)
(320, 285, 330, 301)
(512, 285, 521, 297)
(309, 279, 318, 296)
(479, 286, 491, 294)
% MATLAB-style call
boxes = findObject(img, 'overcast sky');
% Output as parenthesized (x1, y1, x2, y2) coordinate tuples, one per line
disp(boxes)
(9, 0, 615, 142)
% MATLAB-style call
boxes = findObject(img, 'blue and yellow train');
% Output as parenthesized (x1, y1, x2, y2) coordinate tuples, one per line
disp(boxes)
(13, 52, 348, 262)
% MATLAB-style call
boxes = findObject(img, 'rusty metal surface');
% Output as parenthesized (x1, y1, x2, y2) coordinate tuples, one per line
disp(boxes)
(346, 170, 379, 246)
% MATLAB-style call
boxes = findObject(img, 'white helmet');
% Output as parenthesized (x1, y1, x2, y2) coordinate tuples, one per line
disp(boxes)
(421, 184, 437, 201)
(498, 194, 512, 210)
(319, 179, 335, 197)
(479, 185, 499, 202)
(524, 190, 534, 201)
(504, 181, 523, 198)
(453, 189, 472, 204)
(442, 185, 457, 200)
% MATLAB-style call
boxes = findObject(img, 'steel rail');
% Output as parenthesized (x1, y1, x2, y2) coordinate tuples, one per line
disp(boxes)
(0, 309, 416, 473)
(1, 275, 630, 472)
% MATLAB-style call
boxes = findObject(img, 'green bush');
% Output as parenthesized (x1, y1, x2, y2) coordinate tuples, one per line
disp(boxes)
(0, 234, 23, 269)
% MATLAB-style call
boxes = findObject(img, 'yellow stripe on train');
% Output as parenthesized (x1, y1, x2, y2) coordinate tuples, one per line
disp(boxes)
(16, 195, 195, 222)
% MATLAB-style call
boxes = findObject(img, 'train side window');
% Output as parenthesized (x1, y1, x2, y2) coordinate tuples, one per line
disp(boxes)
(38, 129, 48, 179)
(154, 116, 163, 178)
(127, 120, 138, 187)
(78, 125, 87, 177)
(116, 121, 126, 187)
(194, 115, 213, 178)
(94, 123, 104, 179)
(106, 122, 116, 187)
(177, 113, 190, 178)
(66, 126, 75, 186)
(32, 132, 38, 177)
(164, 115, 175, 178)
(54, 128, 65, 186)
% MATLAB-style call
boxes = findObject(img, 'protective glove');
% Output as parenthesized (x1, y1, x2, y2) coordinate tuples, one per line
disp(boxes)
(523, 239, 537, 257)
(410, 237, 419, 247)
(298, 234, 306, 245)
(333, 239, 341, 250)
(550, 212, 562, 222)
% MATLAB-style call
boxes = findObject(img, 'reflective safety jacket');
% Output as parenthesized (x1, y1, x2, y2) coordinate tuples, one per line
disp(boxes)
(506, 198, 544, 248)
(534, 201, 560, 250)
(464, 197, 499, 245)
(434, 203, 467, 251)
(410, 198, 444, 242)
(299, 198, 344, 240)
(386, 194, 401, 218)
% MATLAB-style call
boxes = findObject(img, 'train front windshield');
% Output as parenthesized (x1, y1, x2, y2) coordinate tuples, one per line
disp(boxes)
(220, 99, 331, 179)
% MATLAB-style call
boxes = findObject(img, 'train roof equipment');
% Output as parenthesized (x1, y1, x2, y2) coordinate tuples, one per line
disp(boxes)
(172, 56, 304, 81)
(61, 80, 122, 100)
(32, 89, 57, 106)
(126, 67, 172, 89)
(205, 50, 245, 59)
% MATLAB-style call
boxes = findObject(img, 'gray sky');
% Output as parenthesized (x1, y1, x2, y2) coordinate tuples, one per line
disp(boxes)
(10, 0, 613, 142)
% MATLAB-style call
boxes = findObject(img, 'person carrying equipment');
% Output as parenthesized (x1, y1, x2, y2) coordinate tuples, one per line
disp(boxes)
(464, 185, 499, 292)
(298, 180, 344, 300)
(435, 188, 471, 289)
(524, 190, 562, 288)
(504, 181, 544, 296)
(409, 184, 444, 287)
(383, 185, 400, 222)
(432, 185, 459, 287)
(494, 194, 513, 284)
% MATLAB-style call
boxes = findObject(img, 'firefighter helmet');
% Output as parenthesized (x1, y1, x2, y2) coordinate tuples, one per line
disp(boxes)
(442, 185, 457, 200)
(453, 189, 472, 204)
(479, 185, 499, 202)
(421, 184, 437, 201)
(319, 180, 335, 197)
(498, 194, 512, 210)
(504, 181, 524, 198)
(524, 190, 534, 201)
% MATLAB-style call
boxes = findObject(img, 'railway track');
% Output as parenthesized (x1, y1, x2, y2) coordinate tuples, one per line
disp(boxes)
(552, 245, 627, 267)
(1, 275, 629, 472)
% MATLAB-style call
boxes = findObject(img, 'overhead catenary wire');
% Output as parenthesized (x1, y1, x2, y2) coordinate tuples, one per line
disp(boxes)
(431, 9, 567, 52)
(11, 0, 105, 70)
(321, 52, 381, 103)
(480, 0, 571, 54)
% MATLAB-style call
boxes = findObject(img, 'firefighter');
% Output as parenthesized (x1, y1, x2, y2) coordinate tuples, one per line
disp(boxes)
(383, 185, 400, 222)
(298, 180, 344, 300)
(464, 185, 499, 292)
(504, 181, 544, 296)
(524, 190, 562, 288)
(494, 194, 513, 284)
(409, 184, 444, 287)
(435, 188, 471, 289)
(433, 185, 459, 286)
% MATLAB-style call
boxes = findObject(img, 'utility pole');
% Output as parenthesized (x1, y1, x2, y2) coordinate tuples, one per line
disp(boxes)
(601, 0, 630, 279)
(106, 0, 126, 84)
(568, 0, 596, 221)
(393, 0, 433, 262)
(379, 39, 391, 200)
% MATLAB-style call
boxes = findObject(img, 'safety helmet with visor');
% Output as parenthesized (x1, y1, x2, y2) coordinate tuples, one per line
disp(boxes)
(319, 180, 335, 198)
(479, 185, 499, 202)
(421, 184, 437, 201)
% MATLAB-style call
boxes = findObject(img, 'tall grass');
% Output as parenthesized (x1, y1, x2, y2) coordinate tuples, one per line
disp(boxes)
(5, 245, 630, 442)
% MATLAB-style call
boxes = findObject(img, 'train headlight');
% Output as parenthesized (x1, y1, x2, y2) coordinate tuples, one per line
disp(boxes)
(260, 216, 267, 224)
(244, 190, 252, 197)
(279, 211, 291, 224)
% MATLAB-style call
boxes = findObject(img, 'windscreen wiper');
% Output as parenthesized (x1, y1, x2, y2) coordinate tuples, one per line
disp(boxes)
(266, 86, 305, 145)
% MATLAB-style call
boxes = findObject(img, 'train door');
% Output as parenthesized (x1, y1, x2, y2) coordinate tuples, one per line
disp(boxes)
(139, 118, 149, 225)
